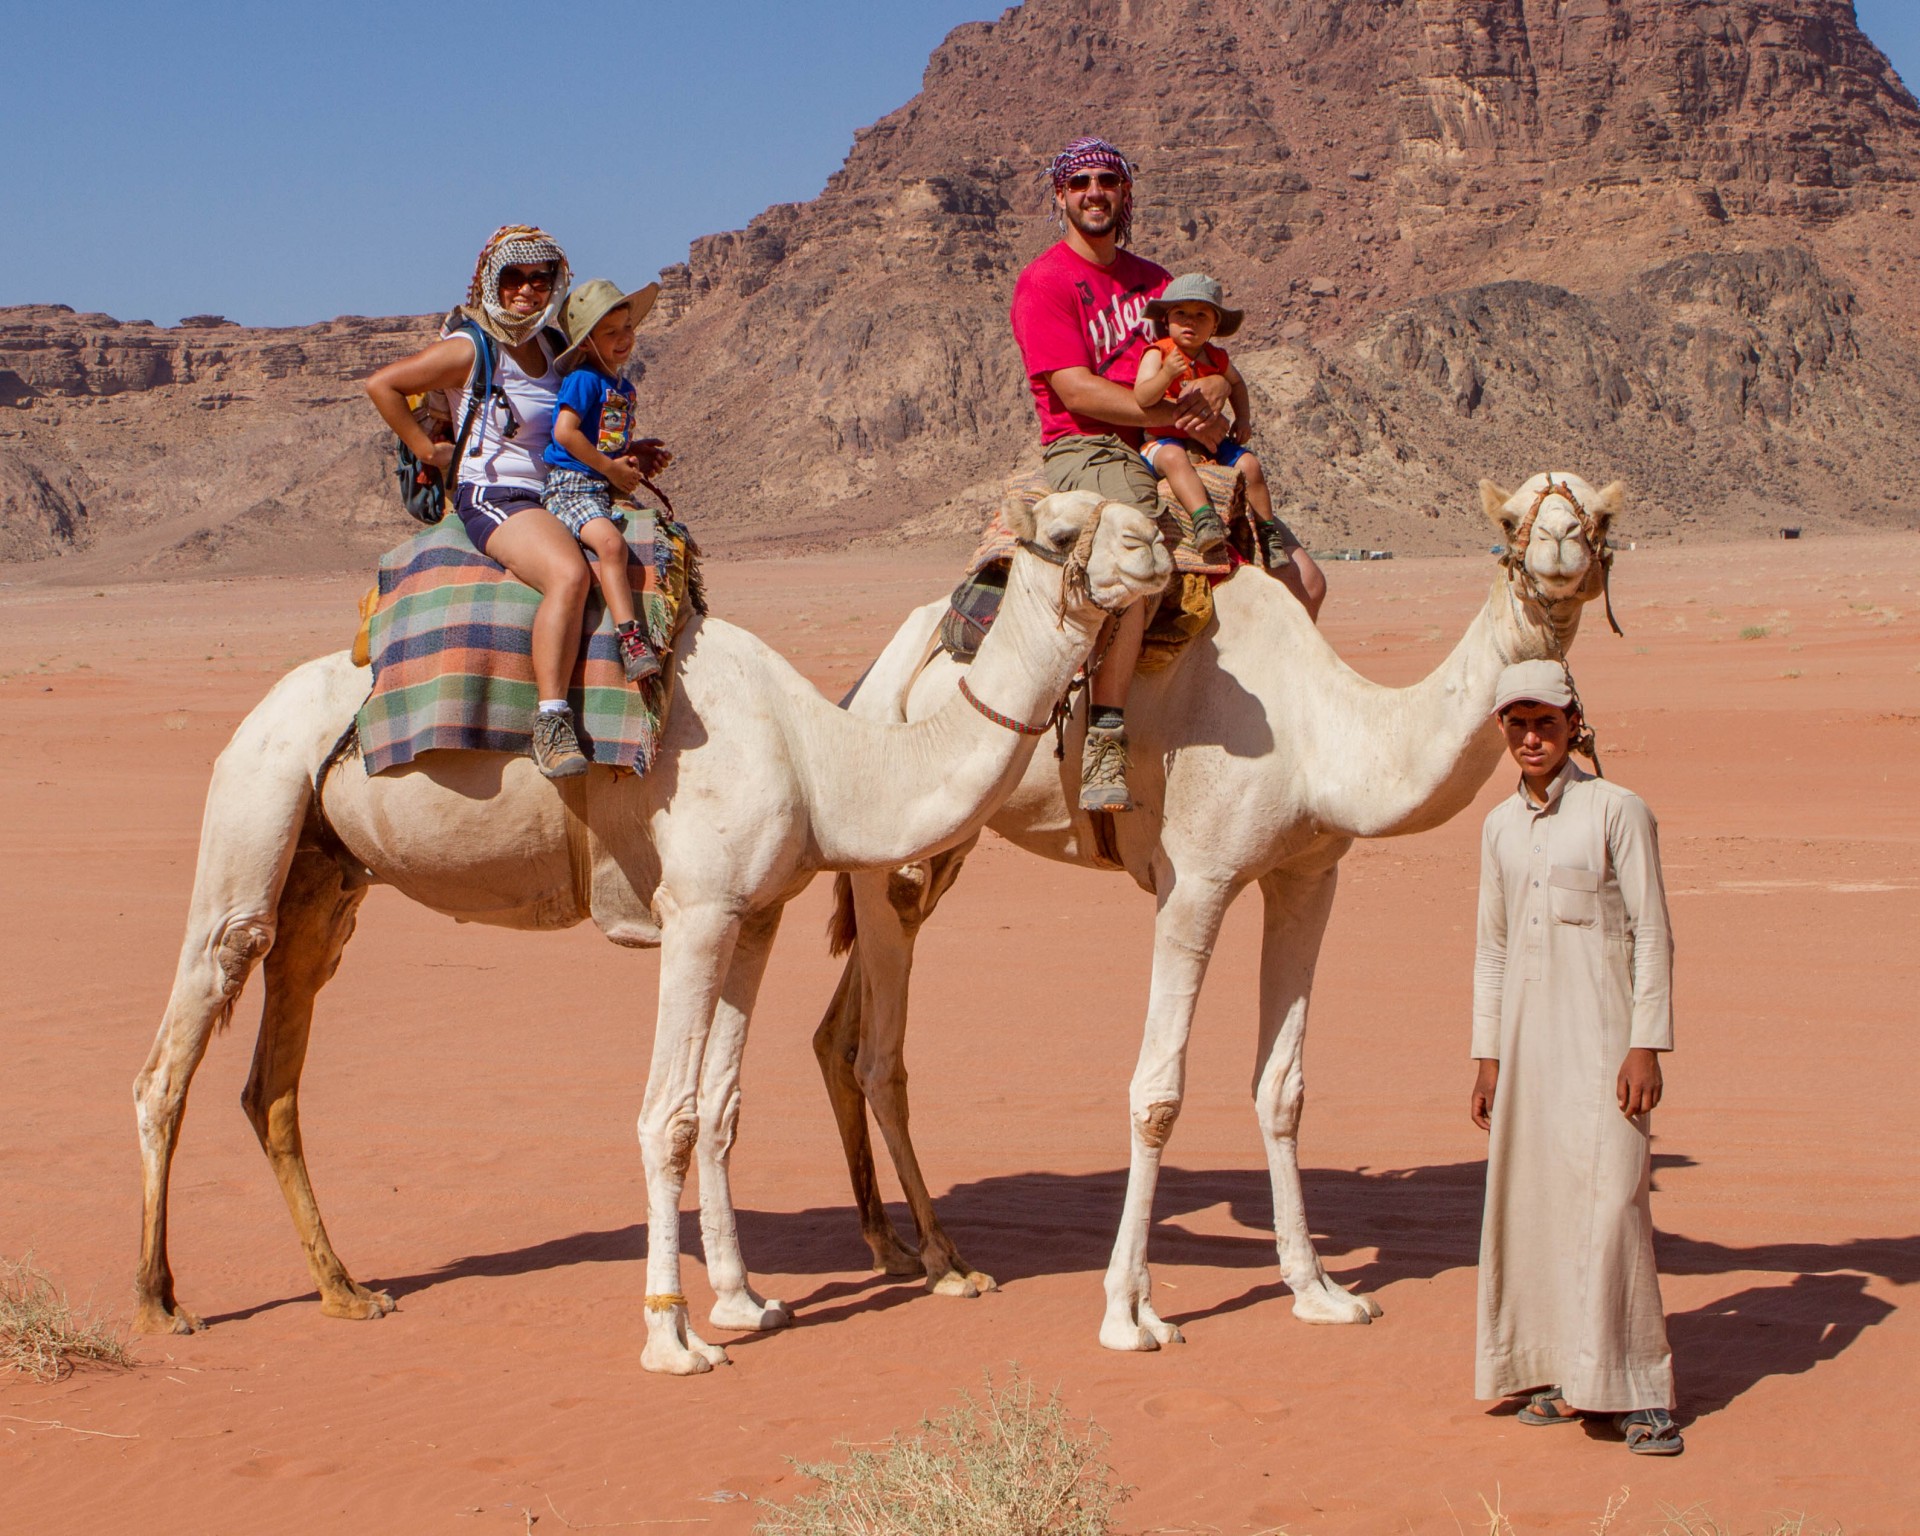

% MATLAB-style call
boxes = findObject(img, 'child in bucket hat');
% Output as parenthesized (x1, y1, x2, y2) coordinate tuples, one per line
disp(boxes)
(1132, 273, 1271, 556)
(544, 278, 665, 684)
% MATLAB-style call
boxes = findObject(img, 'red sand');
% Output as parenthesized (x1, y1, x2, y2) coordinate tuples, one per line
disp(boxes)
(1, 536, 1915, 1534)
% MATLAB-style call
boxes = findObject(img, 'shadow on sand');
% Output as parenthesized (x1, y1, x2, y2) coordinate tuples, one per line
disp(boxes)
(205, 1159, 1913, 1408)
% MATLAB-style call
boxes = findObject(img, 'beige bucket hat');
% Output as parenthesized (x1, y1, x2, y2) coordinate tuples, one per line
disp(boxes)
(555, 278, 660, 369)
(1145, 273, 1243, 338)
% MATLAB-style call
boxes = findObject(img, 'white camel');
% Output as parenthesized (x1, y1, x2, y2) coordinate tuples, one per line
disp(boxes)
(133, 490, 1169, 1375)
(813, 473, 1621, 1349)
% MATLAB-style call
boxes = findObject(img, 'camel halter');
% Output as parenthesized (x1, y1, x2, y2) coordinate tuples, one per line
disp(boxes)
(962, 501, 1124, 737)
(1502, 478, 1623, 777)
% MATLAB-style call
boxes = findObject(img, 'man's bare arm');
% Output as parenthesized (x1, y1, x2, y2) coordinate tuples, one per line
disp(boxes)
(1048, 366, 1231, 443)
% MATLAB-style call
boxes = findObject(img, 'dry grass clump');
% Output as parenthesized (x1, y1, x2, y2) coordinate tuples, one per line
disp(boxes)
(754, 1369, 1128, 1536)
(0, 1255, 132, 1382)
(1472, 1486, 1841, 1536)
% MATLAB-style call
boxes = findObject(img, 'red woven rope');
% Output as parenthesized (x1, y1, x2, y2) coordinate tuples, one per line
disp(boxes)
(957, 674, 1051, 736)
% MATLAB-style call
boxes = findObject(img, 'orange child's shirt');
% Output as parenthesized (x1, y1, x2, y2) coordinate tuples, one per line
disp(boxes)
(1146, 336, 1231, 402)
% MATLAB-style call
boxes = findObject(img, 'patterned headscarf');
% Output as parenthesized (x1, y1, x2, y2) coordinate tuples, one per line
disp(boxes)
(1045, 136, 1136, 246)
(460, 225, 570, 346)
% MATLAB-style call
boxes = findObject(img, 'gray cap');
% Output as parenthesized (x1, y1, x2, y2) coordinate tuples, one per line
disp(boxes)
(1492, 659, 1575, 715)
(1145, 273, 1243, 338)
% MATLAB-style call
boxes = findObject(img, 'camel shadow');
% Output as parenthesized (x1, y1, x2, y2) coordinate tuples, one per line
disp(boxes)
(1667, 1272, 1895, 1416)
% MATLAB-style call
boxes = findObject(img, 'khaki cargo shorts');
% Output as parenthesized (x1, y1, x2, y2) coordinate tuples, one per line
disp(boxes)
(1041, 433, 1160, 512)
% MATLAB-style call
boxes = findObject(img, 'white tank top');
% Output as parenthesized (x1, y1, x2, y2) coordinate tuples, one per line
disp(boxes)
(450, 332, 558, 492)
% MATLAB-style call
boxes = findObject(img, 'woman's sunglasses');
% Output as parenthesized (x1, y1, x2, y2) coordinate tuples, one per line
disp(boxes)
(497, 266, 556, 291)
(1065, 171, 1125, 192)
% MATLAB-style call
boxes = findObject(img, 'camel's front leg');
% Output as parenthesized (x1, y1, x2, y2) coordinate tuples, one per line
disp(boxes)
(638, 902, 739, 1375)
(850, 852, 996, 1297)
(241, 850, 391, 1321)
(1100, 871, 1237, 1352)
(695, 907, 793, 1334)
(1255, 865, 1379, 1324)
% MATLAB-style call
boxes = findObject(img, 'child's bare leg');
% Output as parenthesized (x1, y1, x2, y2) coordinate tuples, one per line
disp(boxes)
(1239, 452, 1275, 521)
(578, 517, 637, 630)
(1152, 442, 1226, 549)
(1151, 442, 1210, 521)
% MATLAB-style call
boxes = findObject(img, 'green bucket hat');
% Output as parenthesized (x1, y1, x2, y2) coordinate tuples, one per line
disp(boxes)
(555, 278, 661, 368)
(1145, 273, 1243, 338)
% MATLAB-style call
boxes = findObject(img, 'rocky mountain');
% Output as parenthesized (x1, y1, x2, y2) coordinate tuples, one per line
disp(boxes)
(5, 0, 1919, 576)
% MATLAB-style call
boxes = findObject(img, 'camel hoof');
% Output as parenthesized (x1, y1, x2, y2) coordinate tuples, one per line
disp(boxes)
(133, 1300, 204, 1336)
(1144, 1315, 1185, 1346)
(709, 1293, 792, 1332)
(320, 1286, 396, 1321)
(928, 1267, 996, 1298)
(1291, 1283, 1377, 1325)
(641, 1340, 718, 1376)
(1098, 1317, 1163, 1353)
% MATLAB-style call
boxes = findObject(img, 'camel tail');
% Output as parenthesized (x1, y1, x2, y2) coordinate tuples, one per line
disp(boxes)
(826, 873, 858, 956)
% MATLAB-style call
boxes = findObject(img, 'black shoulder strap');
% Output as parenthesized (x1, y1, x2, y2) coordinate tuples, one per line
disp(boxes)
(449, 321, 495, 464)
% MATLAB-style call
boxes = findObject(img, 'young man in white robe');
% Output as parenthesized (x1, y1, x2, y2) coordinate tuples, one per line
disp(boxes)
(1469, 659, 1684, 1455)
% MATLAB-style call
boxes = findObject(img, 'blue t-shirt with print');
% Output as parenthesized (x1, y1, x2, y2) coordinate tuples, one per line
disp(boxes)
(543, 366, 640, 479)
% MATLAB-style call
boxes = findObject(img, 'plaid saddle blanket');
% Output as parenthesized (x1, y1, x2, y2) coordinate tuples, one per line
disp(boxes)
(942, 463, 1261, 674)
(355, 514, 702, 776)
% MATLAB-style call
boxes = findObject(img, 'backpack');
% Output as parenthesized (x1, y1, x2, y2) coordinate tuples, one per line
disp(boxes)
(395, 319, 567, 525)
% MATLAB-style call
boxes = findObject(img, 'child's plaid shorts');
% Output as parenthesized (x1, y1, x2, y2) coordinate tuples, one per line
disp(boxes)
(543, 467, 620, 537)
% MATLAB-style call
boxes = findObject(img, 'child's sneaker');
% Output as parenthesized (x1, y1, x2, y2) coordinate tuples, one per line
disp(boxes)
(1189, 503, 1229, 553)
(616, 622, 662, 684)
(531, 708, 589, 779)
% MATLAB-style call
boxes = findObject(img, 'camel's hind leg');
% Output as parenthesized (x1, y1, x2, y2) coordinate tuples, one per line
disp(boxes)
(240, 848, 389, 1321)
(1254, 862, 1379, 1324)
(848, 852, 995, 1297)
(812, 925, 922, 1277)
(134, 734, 318, 1333)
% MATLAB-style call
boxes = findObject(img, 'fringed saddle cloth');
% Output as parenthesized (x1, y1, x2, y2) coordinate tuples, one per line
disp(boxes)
(942, 460, 1270, 672)
(352, 512, 704, 776)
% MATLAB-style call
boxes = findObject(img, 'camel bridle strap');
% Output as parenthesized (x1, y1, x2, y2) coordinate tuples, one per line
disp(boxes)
(958, 673, 1054, 736)
(1016, 500, 1131, 619)
(1502, 477, 1625, 640)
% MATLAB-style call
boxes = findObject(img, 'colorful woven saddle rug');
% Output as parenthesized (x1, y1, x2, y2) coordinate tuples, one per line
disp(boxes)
(943, 461, 1268, 673)
(353, 512, 703, 776)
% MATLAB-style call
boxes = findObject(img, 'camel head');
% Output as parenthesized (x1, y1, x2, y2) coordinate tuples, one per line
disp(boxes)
(1480, 472, 1623, 609)
(1005, 489, 1171, 617)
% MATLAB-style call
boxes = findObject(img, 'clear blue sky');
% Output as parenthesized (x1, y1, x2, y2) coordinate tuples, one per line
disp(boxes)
(6, 0, 1915, 328)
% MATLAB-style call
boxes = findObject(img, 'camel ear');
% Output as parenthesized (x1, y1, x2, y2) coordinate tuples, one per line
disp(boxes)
(1480, 480, 1518, 538)
(1001, 488, 1038, 542)
(1587, 480, 1624, 542)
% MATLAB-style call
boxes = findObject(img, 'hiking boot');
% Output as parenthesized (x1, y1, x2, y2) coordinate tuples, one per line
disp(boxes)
(616, 623, 662, 684)
(1254, 518, 1292, 570)
(1079, 724, 1133, 813)
(1189, 504, 1229, 554)
(531, 708, 589, 780)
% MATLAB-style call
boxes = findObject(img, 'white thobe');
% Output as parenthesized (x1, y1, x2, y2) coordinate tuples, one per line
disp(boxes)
(1472, 761, 1676, 1411)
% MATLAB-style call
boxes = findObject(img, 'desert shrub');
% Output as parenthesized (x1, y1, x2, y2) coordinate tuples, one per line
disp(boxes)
(0, 1254, 132, 1382)
(1739, 625, 1771, 640)
(754, 1369, 1128, 1536)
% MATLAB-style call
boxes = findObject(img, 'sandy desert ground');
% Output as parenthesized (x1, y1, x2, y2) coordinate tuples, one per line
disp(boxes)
(1, 530, 1915, 1534)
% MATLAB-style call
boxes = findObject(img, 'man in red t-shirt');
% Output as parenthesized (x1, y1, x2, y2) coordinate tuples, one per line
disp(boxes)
(1009, 136, 1233, 812)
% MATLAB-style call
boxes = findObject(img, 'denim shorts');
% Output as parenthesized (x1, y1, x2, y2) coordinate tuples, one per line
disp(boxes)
(452, 481, 544, 555)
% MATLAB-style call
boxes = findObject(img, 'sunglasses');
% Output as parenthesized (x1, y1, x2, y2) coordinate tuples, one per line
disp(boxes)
(1065, 171, 1125, 192)
(497, 266, 555, 291)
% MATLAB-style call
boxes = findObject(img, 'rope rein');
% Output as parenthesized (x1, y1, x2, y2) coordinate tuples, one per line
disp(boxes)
(962, 501, 1122, 738)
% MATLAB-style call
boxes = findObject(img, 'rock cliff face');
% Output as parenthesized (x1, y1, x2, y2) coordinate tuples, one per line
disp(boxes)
(4, 0, 1918, 575)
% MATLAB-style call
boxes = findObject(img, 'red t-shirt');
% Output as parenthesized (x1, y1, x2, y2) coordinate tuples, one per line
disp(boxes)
(1010, 243, 1170, 445)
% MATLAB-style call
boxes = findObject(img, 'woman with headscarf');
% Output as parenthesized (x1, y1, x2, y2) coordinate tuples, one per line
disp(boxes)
(366, 226, 667, 778)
